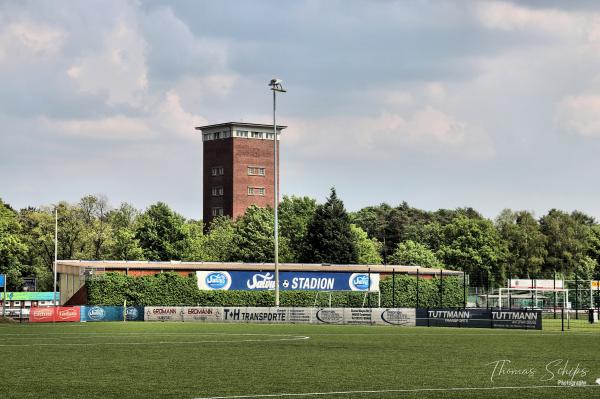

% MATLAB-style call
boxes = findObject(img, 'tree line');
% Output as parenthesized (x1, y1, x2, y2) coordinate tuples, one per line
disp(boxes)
(1, 188, 599, 290)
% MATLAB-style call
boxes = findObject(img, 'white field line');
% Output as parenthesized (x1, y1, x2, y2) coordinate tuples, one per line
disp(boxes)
(0, 332, 306, 337)
(193, 384, 600, 399)
(0, 335, 309, 347)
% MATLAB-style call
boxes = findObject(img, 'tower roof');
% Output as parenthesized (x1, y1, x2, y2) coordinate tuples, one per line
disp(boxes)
(195, 122, 287, 131)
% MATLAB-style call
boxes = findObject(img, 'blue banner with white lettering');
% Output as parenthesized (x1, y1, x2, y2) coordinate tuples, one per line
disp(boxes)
(0, 274, 5, 288)
(196, 271, 379, 292)
(80, 306, 144, 322)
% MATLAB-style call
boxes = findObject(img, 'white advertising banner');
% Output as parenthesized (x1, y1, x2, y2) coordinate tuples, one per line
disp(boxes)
(222, 307, 288, 323)
(372, 308, 416, 326)
(141, 306, 415, 326)
(286, 307, 315, 323)
(313, 308, 345, 324)
(508, 279, 563, 289)
(144, 306, 183, 321)
(182, 307, 224, 322)
(343, 308, 374, 325)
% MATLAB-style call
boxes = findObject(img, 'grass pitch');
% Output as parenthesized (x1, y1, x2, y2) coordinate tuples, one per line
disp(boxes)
(0, 321, 599, 399)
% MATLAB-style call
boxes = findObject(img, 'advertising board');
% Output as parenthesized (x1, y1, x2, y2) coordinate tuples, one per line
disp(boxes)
(182, 307, 223, 322)
(197, 271, 379, 292)
(490, 310, 542, 330)
(417, 308, 542, 330)
(80, 306, 144, 322)
(29, 307, 80, 322)
(508, 279, 563, 289)
(373, 308, 416, 326)
(144, 306, 183, 321)
(417, 308, 491, 328)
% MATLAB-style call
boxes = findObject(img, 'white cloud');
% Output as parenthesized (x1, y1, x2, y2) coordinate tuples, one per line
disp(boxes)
(556, 95, 600, 137)
(475, 1, 580, 36)
(153, 90, 208, 139)
(42, 115, 153, 141)
(285, 105, 493, 162)
(67, 19, 148, 106)
(0, 22, 65, 62)
(40, 88, 207, 142)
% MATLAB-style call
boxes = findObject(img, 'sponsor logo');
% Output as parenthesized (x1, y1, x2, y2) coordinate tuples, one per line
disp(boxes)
(32, 308, 53, 317)
(316, 309, 344, 324)
(205, 272, 230, 290)
(153, 308, 177, 314)
(88, 306, 105, 320)
(247, 273, 276, 290)
(290, 277, 335, 290)
(223, 308, 285, 321)
(492, 311, 538, 321)
(57, 308, 78, 320)
(349, 273, 370, 291)
(126, 307, 139, 320)
(186, 308, 213, 315)
(381, 309, 413, 326)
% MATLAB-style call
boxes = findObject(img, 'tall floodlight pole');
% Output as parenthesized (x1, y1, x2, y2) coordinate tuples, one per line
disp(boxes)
(54, 208, 58, 307)
(269, 78, 286, 307)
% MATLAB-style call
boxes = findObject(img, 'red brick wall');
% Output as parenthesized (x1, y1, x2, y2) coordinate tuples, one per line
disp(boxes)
(232, 138, 278, 219)
(203, 138, 234, 225)
(203, 137, 278, 224)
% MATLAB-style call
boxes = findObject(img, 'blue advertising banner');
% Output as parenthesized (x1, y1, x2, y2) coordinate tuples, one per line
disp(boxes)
(80, 306, 144, 322)
(196, 271, 380, 292)
(0, 274, 5, 288)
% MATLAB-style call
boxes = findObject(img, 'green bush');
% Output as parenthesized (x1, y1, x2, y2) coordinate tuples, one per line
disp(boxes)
(87, 272, 465, 307)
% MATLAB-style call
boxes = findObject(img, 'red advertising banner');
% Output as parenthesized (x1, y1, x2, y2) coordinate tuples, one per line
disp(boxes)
(29, 307, 80, 322)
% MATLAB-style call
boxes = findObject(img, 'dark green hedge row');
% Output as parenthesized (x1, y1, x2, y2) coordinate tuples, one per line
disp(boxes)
(86, 272, 465, 307)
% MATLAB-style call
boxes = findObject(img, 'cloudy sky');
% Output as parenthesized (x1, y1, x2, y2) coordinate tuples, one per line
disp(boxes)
(2, 0, 600, 220)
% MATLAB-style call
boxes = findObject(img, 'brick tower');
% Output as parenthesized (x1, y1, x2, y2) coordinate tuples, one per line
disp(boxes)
(196, 122, 286, 225)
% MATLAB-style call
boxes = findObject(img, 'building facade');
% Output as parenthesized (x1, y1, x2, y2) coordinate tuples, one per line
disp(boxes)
(196, 122, 286, 224)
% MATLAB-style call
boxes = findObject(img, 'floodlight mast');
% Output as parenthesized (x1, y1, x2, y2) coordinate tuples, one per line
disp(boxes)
(54, 207, 58, 309)
(269, 78, 286, 307)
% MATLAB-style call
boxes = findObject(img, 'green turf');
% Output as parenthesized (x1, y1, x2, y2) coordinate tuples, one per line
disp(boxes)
(0, 322, 599, 399)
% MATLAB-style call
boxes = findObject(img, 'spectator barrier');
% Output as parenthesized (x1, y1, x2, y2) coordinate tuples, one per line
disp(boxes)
(26, 306, 542, 329)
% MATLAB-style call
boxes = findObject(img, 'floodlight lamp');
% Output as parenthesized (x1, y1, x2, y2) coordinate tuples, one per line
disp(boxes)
(269, 78, 286, 92)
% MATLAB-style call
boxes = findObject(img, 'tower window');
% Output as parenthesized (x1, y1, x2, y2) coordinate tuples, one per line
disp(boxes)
(251, 131, 263, 139)
(211, 166, 224, 176)
(248, 166, 266, 176)
(236, 130, 249, 137)
(266, 132, 275, 140)
(247, 187, 265, 196)
(212, 186, 223, 196)
(211, 207, 224, 216)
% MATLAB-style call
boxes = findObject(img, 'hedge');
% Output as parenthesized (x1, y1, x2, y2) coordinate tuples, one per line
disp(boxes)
(86, 272, 465, 308)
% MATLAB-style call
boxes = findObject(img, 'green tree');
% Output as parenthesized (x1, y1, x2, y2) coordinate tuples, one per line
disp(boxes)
(56, 201, 86, 260)
(180, 220, 206, 261)
(203, 216, 235, 261)
(435, 216, 507, 285)
(301, 188, 358, 264)
(278, 195, 317, 262)
(231, 205, 291, 263)
(540, 209, 589, 277)
(79, 194, 112, 259)
(495, 209, 547, 278)
(135, 202, 186, 261)
(388, 240, 443, 268)
(0, 199, 29, 288)
(351, 202, 430, 263)
(350, 224, 382, 264)
(106, 203, 144, 260)
(18, 207, 55, 289)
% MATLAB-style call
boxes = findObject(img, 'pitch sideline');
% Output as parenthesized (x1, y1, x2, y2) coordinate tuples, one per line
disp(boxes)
(193, 384, 600, 399)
